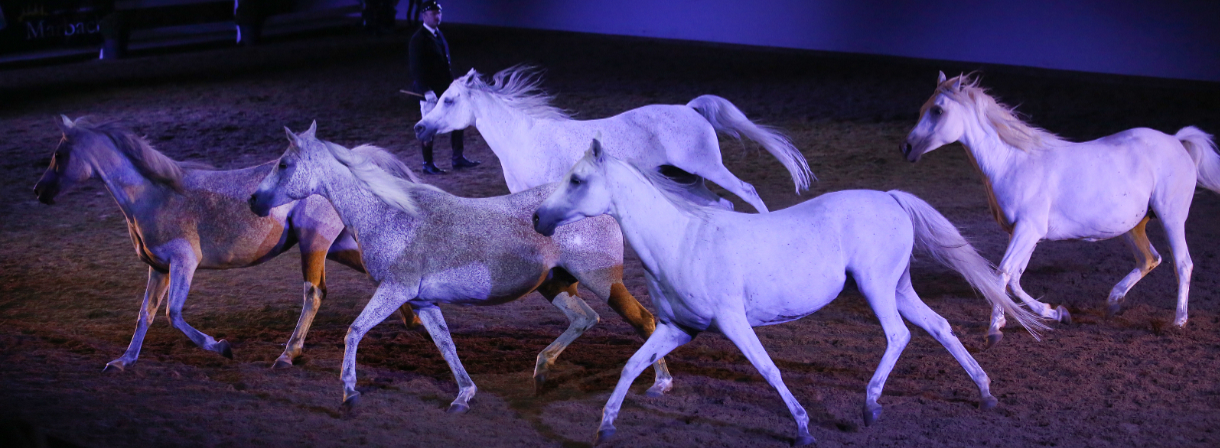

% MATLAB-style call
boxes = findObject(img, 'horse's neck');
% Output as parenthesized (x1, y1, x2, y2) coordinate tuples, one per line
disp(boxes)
(472, 95, 554, 189)
(606, 166, 697, 275)
(958, 116, 1027, 183)
(317, 163, 417, 250)
(89, 146, 170, 221)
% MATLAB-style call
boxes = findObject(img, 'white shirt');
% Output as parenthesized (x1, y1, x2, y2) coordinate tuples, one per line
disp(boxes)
(423, 23, 439, 37)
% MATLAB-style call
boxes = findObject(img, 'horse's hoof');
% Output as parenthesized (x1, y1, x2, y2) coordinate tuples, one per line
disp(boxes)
(446, 403, 469, 414)
(594, 427, 616, 445)
(1056, 306, 1072, 325)
(102, 361, 127, 373)
(644, 383, 671, 398)
(862, 403, 882, 426)
(216, 340, 233, 359)
(533, 374, 547, 396)
(1106, 302, 1122, 318)
(984, 332, 1002, 350)
(271, 357, 293, 369)
(979, 395, 998, 410)
(794, 433, 817, 446)
(342, 390, 361, 408)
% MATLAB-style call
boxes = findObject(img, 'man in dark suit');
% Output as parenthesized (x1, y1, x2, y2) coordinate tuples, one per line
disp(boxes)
(409, 0, 479, 174)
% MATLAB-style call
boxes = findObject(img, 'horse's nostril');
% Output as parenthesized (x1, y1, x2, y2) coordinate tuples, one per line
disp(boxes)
(532, 212, 540, 226)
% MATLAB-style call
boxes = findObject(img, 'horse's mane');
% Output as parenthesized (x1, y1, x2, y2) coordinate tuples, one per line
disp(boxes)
(607, 158, 714, 220)
(467, 65, 570, 120)
(67, 117, 210, 192)
(923, 74, 1065, 151)
(322, 140, 441, 217)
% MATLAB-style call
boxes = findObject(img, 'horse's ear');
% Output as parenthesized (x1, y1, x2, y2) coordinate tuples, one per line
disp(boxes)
(463, 69, 478, 85)
(284, 126, 300, 147)
(302, 121, 317, 139)
(952, 73, 963, 91)
(590, 138, 605, 163)
(937, 71, 947, 84)
(56, 115, 73, 132)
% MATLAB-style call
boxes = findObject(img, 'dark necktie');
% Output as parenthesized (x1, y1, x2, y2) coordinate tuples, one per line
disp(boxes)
(436, 29, 451, 65)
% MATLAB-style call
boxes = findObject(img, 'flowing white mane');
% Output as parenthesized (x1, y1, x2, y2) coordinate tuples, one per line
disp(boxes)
(466, 66, 570, 120)
(925, 74, 1065, 151)
(65, 117, 210, 192)
(319, 140, 441, 217)
(604, 156, 714, 219)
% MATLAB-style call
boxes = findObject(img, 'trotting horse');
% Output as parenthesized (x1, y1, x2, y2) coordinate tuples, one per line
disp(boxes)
(533, 139, 1045, 445)
(902, 72, 1220, 340)
(247, 123, 672, 412)
(413, 66, 812, 212)
(32, 116, 368, 371)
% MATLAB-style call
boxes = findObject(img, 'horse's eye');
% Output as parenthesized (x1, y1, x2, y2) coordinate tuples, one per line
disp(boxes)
(930, 105, 943, 116)
(443, 97, 455, 105)
(570, 177, 582, 186)
(279, 162, 288, 170)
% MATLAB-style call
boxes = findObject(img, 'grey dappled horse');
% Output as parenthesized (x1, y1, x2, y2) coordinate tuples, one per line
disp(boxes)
(248, 123, 670, 412)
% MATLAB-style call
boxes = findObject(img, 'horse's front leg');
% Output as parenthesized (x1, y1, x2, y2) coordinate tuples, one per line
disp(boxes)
(340, 282, 414, 408)
(104, 266, 170, 372)
(163, 251, 232, 358)
(596, 321, 693, 445)
(715, 311, 815, 445)
(414, 304, 478, 413)
(994, 223, 1067, 342)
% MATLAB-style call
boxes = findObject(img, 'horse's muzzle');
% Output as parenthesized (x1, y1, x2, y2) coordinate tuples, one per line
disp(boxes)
(413, 122, 436, 142)
(900, 142, 919, 163)
(532, 212, 555, 237)
(33, 182, 57, 205)
(248, 193, 270, 217)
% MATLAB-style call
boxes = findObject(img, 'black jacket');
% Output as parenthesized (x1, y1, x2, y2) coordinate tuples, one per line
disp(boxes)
(409, 26, 453, 95)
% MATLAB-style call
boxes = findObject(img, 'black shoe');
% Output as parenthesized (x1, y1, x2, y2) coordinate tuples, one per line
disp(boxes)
(452, 157, 481, 169)
(421, 162, 447, 175)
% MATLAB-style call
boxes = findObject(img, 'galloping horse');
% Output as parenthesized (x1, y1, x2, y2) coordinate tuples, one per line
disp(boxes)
(533, 140, 1044, 446)
(248, 124, 672, 412)
(33, 116, 366, 371)
(413, 66, 812, 212)
(903, 72, 1220, 339)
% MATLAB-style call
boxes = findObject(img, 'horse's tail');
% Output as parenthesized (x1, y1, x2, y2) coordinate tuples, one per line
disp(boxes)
(685, 95, 813, 193)
(1176, 126, 1220, 193)
(886, 190, 1049, 339)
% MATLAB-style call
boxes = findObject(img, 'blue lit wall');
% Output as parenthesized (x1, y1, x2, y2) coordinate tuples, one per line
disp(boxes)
(428, 0, 1220, 82)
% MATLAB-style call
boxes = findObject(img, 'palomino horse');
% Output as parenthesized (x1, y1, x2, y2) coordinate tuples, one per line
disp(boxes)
(413, 66, 812, 212)
(247, 123, 672, 412)
(533, 140, 1045, 446)
(902, 72, 1220, 341)
(32, 116, 366, 371)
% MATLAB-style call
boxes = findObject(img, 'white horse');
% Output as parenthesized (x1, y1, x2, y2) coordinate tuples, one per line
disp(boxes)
(413, 66, 812, 212)
(533, 140, 1044, 446)
(248, 124, 672, 412)
(902, 72, 1220, 340)
(32, 116, 367, 371)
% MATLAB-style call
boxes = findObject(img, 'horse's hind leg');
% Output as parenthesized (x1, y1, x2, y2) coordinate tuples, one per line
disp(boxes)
(1107, 217, 1162, 317)
(104, 267, 170, 372)
(274, 248, 328, 369)
(715, 311, 814, 445)
(894, 270, 996, 409)
(854, 270, 912, 428)
(576, 267, 674, 396)
(164, 254, 232, 358)
(532, 273, 600, 395)
(1159, 217, 1193, 327)
(688, 163, 769, 213)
